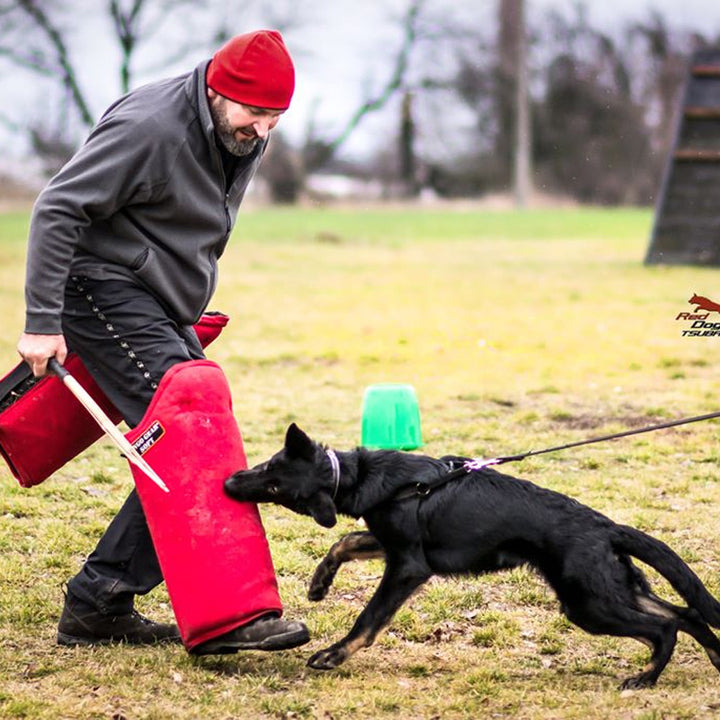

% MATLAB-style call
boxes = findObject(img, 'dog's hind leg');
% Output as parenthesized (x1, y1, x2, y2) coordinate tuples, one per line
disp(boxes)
(640, 592, 720, 674)
(621, 623, 678, 690)
(677, 614, 720, 673)
(307, 555, 430, 670)
(308, 531, 385, 602)
(566, 599, 678, 689)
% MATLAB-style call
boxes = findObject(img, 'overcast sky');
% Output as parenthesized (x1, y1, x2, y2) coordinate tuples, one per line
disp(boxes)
(1, 0, 719, 171)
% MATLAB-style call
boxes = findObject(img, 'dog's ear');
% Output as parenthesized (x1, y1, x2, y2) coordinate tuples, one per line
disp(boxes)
(285, 423, 316, 461)
(307, 492, 337, 528)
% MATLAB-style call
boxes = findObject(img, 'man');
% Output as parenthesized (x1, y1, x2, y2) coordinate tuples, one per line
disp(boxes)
(16, 29, 310, 653)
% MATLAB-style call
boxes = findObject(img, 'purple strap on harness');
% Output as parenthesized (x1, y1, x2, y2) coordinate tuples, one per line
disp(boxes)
(463, 458, 502, 472)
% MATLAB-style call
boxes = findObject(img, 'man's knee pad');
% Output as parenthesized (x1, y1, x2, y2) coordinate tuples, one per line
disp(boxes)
(125, 359, 282, 650)
(0, 312, 228, 487)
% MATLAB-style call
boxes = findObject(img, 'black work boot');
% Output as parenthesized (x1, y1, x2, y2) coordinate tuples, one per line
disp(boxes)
(190, 613, 310, 655)
(57, 594, 181, 647)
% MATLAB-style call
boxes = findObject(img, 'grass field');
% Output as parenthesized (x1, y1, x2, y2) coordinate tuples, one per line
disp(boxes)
(2, 204, 720, 719)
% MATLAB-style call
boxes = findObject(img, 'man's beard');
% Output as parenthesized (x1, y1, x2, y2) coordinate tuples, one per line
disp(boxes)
(209, 96, 260, 157)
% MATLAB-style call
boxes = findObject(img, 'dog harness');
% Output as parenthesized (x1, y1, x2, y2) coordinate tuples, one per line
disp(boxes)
(391, 457, 502, 502)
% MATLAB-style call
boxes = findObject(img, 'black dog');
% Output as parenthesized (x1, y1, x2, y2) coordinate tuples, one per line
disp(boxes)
(224, 423, 720, 688)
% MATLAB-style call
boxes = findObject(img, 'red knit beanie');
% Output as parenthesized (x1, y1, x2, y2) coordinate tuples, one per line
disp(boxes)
(206, 30, 295, 110)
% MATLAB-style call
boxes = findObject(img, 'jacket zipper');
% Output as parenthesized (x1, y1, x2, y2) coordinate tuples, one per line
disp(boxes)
(202, 191, 230, 313)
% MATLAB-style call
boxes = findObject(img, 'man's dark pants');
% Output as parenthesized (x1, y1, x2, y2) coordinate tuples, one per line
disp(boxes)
(61, 276, 204, 615)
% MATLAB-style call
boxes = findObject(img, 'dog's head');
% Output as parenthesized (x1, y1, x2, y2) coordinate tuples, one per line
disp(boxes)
(224, 423, 338, 528)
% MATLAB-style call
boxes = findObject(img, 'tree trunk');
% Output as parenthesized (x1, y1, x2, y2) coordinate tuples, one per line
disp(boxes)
(498, 0, 532, 207)
(399, 91, 419, 197)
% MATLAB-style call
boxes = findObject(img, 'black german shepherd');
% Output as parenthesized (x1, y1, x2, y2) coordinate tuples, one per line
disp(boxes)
(224, 423, 720, 688)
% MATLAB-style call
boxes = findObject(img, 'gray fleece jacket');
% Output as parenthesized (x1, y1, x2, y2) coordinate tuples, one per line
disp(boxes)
(24, 60, 265, 335)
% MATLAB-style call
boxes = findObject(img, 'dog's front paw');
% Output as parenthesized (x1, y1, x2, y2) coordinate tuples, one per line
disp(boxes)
(307, 643, 348, 670)
(619, 673, 657, 691)
(307, 582, 328, 602)
(308, 560, 339, 602)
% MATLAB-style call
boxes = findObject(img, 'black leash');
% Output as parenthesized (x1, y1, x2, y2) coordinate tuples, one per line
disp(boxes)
(475, 408, 720, 468)
(395, 408, 720, 501)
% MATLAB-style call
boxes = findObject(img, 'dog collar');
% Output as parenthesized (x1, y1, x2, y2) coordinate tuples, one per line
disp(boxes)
(326, 448, 341, 499)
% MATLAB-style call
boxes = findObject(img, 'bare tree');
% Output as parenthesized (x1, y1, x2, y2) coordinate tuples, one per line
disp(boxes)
(302, 0, 425, 173)
(0, 0, 315, 179)
(0, 0, 94, 128)
(629, 12, 692, 152)
(116, 0, 266, 89)
(110, 0, 145, 94)
(0, 1, 226, 171)
(533, 8, 663, 204)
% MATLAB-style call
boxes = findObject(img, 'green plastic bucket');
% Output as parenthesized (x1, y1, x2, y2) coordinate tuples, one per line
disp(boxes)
(361, 383, 422, 450)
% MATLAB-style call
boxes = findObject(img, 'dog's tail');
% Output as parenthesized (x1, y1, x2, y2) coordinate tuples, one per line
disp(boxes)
(611, 525, 720, 626)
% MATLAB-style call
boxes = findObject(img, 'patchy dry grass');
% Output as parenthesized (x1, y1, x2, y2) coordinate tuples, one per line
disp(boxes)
(2, 204, 720, 718)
